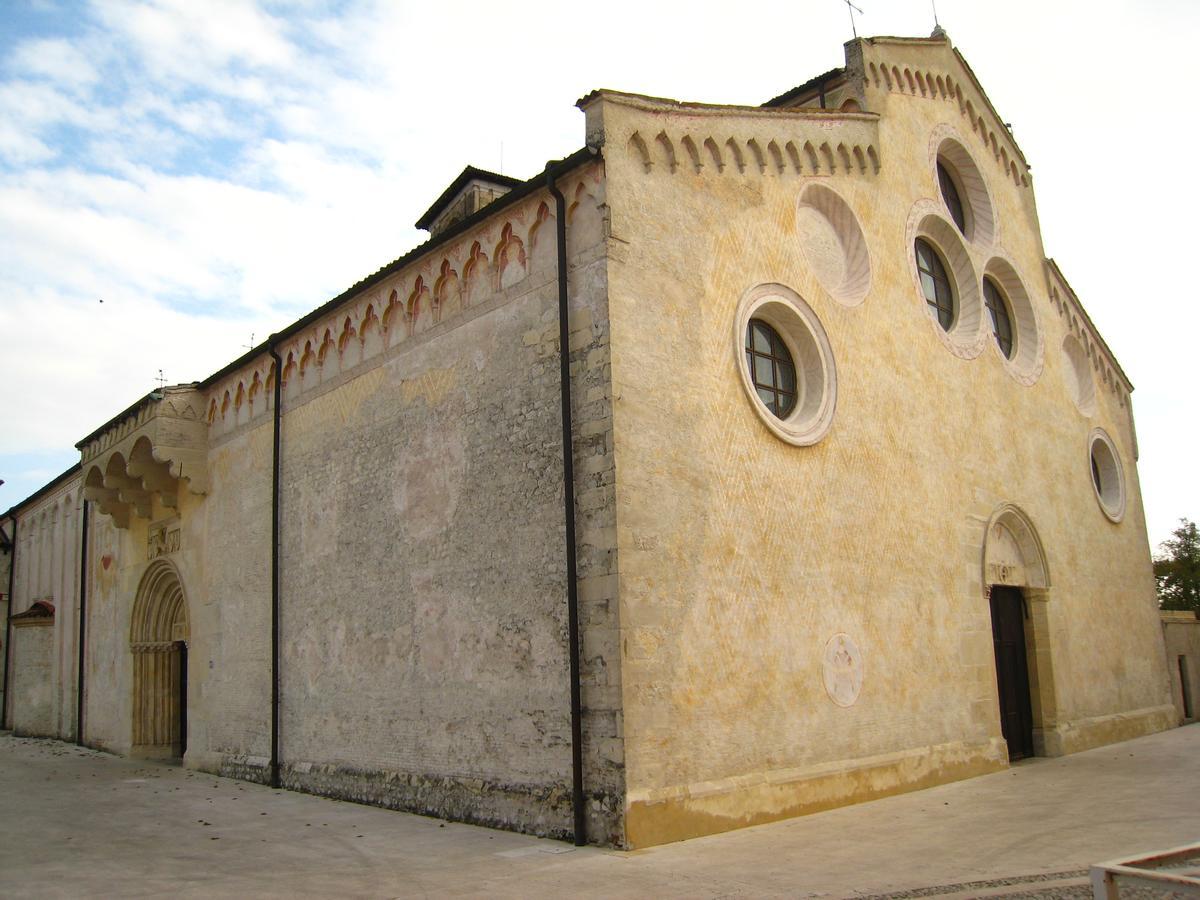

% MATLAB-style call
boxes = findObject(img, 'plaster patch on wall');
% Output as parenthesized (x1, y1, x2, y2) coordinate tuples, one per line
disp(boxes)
(823, 633, 864, 707)
(391, 416, 466, 540)
(400, 365, 457, 408)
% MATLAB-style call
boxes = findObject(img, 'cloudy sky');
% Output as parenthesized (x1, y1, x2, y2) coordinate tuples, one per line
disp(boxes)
(1, 0, 1197, 550)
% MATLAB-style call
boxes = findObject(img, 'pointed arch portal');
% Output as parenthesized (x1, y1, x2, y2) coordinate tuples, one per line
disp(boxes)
(130, 560, 190, 757)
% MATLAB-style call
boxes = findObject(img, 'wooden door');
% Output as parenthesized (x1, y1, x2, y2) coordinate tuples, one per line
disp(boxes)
(990, 586, 1034, 760)
(176, 641, 188, 757)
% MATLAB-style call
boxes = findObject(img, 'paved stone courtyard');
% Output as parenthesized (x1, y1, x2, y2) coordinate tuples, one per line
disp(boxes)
(0, 724, 1197, 898)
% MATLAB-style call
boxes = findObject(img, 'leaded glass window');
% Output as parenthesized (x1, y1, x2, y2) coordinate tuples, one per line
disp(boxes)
(983, 276, 1014, 358)
(915, 238, 955, 331)
(937, 160, 966, 233)
(745, 319, 797, 418)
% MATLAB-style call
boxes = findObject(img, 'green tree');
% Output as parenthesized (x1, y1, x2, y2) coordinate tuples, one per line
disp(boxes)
(1154, 518, 1200, 612)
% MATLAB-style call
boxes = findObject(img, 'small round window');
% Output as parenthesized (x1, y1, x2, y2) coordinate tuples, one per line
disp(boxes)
(915, 238, 956, 331)
(734, 283, 837, 446)
(745, 319, 797, 419)
(1088, 428, 1125, 523)
(983, 276, 1014, 359)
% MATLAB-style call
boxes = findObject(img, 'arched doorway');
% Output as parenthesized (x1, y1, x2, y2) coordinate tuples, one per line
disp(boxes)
(130, 560, 189, 758)
(982, 504, 1056, 760)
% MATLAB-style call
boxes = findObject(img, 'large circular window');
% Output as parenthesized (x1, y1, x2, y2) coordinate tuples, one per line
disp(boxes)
(1088, 428, 1125, 523)
(907, 207, 984, 359)
(983, 276, 1013, 358)
(937, 160, 968, 234)
(916, 238, 956, 330)
(983, 257, 1042, 384)
(734, 283, 836, 446)
(930, 133, 996, 246)
(745, 319, 797, 418)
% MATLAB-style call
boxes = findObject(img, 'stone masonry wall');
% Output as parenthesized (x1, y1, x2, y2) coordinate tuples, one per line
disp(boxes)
(202, 161, 623, 843)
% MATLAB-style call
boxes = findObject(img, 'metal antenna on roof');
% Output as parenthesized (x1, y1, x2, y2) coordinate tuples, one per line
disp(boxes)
(500, 141, 504, 176)
(244, 333, 256, 352)
(932, 0, 940, 27)
(843, 0, 863, 38)
(154, 369, 167, 389)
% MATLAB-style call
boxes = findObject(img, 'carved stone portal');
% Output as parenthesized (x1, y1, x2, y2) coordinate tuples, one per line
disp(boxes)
(130, 560, 189, 757)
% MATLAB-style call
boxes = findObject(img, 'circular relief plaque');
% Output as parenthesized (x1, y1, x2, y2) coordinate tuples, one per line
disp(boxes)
(823, 632, 864, 707)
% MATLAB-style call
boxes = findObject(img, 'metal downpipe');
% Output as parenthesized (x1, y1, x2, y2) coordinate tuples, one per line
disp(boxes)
(1, 516, 16, 729)
(546, 169, 586, 846)
(76, 500, 89, 745)
(268, 340, 283, 789)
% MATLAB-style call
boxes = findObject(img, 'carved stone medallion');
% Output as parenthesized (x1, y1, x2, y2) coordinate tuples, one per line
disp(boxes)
(823, 632, 864, 708)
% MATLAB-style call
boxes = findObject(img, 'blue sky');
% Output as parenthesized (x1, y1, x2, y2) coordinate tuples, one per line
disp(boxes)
(1, 0, 1198, 550)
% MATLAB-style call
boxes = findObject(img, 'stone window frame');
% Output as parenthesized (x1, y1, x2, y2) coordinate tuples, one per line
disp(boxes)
(733, 283, 837, 446)
(983, 276, 1013, 358)
(1088, 427, 1126, 523)
(745, 318, 798, 419)
(906, 202, 986, 360)
(916, 237, 957, 330)
(982, 255, 1044, 386)
(929, 128, 997, 248)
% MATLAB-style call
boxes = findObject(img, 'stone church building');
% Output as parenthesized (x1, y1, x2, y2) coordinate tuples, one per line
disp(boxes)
(0, 33, 1179, 848)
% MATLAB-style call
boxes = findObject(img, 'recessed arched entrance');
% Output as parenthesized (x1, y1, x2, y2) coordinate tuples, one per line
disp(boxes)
(982, 504, 1058, 760)
(130, 560, 189, 758)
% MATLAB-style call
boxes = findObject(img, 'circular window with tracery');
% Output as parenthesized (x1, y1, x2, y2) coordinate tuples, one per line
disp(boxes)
(734, 283, 837, 446)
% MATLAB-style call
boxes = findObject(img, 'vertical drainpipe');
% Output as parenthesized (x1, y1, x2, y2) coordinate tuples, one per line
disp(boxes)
(268, 339, 283, 789)
(546, 168, 586, 846)
(76, 500, 89, 745)
(1, 516, 16, 729)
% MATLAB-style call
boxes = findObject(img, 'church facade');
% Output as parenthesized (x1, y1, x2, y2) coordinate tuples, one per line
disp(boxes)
(0, 33, 1176, 848)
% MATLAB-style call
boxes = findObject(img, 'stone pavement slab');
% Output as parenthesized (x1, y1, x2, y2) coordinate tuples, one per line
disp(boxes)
(0, 724, 1197, 898)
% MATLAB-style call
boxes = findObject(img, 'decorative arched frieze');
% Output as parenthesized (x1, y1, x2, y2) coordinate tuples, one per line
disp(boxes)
(494, 223, 527, 290)
(80, 385, 208, 529)
(201, 162, 605, 436)
(1045, 261, 1129, 410)
(433, 259, 461, 323)
(528, 202, 556, 273)
(867, 55, 1028, 188)
(463, 241, 491, 306)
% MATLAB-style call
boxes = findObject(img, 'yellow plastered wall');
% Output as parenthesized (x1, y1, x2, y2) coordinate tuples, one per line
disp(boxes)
(587, 35, 1174, 847)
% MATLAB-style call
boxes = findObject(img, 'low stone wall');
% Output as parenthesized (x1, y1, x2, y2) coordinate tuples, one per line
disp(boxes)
(1161, 611, 1200, 723)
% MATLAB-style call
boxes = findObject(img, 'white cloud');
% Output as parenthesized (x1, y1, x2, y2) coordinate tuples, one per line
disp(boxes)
(93, 0, 296, 81)
(0, 0, 1198, 547)
(10, 37, 102, 89)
